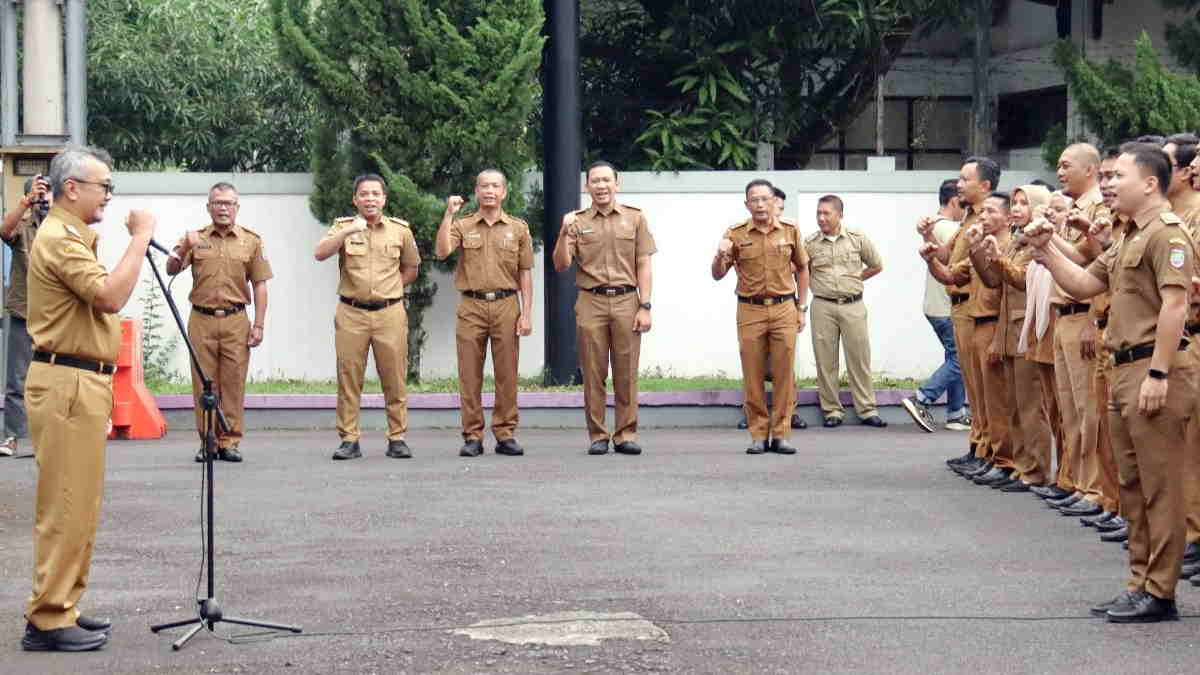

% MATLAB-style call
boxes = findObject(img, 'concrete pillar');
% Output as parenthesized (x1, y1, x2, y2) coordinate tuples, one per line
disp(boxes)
(22, 0, 65, 136)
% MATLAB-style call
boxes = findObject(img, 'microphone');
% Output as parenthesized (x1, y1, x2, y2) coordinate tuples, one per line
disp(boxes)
(148, 238, 181, 260)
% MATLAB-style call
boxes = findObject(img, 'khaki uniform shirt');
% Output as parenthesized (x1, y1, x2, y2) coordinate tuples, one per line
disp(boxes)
(1087, 203, 1194, 352)
(2, 209, 37, 319)
(177, 224, 273, 307)
(322, 215, 421, 302)
(1051, 185, 1107, 305)
(966, 228, 1010, 319)
(947, 203, 983, 316)
(804, 225, 881, 299)
(995, 236, 1033, 356)
(26, 206, 120, 363)
(567, 203, 656, 289)
(447, 211, 534, 292)
(723, 217, 809, 297)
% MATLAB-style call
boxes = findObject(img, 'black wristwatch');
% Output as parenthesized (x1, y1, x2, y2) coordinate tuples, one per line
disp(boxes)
(640, 302, 652, 311)
(1148, 368, 1168, 380)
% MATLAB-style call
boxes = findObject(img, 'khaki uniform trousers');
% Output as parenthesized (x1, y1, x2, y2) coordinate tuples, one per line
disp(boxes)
(1053, 311, 1093, 493)
(188, 310, 251, 449)
(1088, 352, 1121, 514)
(811, 298, 877, 419)
(1006, 354, 1051, 485)
(1109, 356, 1194, 600)
(1183, 338, 1200, 542)
(24, 362, 113, 630)
(1036, 361, 1063, 483)
(737, 301, 799, 440)
(952, 313, 984, 454)
(456, 294, 520, 442)
(334, 301, 409, 441)
(575, 291, 641, 444)
(971, 319, 1013, 468)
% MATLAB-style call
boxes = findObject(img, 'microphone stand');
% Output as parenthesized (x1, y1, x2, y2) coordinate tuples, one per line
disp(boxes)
(143, 249, 301, 650)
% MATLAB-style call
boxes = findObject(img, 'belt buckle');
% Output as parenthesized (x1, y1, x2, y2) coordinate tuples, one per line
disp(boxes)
(214, 309, 226, 318)
(605, 288, 617, 297)
(485, 291, 497, 301)
(839, 297, 849, 305)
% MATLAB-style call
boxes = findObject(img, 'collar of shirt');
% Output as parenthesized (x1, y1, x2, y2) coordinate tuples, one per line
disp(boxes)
(587, 203, 626, 219)
(749, 216, 781, 234)
(47, 205, 96, 248)
(204, 223, 241, 239)
(1075, 185, 1103, 210)
(1130, 201, 1169, 231)
(820, 223, 843, 242)
(465, 210, 512, 228)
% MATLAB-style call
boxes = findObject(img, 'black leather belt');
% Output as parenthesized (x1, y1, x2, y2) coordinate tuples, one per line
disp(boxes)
(974, 315, 999, 325)
(463, 289, 517, 301)
(1186, 322, 1200, 336)
(584, 285, 637, 297)
(339, 296, 403, 311)
(33, 350, 115, 375)
(950, 293, 970, 306)
(738, 294, 796, 306)
(815, 293, 863, 305)
(1112, 339, 1189, 366)
(192, 304, 245, 317)
(1097, 317, 1109, 330)
(1057, 302, 1090, 316)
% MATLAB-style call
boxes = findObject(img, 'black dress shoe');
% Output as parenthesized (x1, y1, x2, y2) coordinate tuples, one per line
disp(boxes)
(952, 457, 986, 475)
(1058, 499, 1102, 517)
(1184, 541, 1200, 564)
(76, 615, 112, 632)
(218, 446, 243, 463)
(736, 417, 749, 430)
(988, 477, 1019, 490)
(823, 416, 843, 428)
(1096, 515, 1127, 532)
(746, 440, 768, 455)
(768, 439, 797, 454)
(1081, 511, 1116, 528)
(1090, 590, 1138, 617)
(1048, 491, 1084, 509)
(1031, 484, 1072, 500)
(331, 441, 361, 460)
(999, 480, 1034, 493)
(459, 439, 483, 457)
(194, 447, 207, 463)
(588, 440, 609, 455)
(495, 438, 524, 456)
(964, 462, 995, 479)
(1106, 591, 1178, 623)
(946, 451, 974, 467)
(860, 415, 887, 427)
(22, 623, 108, 651)
(614, 441, 642, 455)
(790, 413, 808, 429)
(1192, 573, 1200, 586)
(386, 440, 412, 458)
(1100, 526, 1129, 543)
(973, 467, 1009, 485)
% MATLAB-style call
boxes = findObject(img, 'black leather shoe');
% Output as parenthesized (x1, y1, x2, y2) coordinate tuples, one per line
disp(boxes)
(1100, 526, 1129, 543)
(768, 439, 797, 454)
(76, 615, 112, 632)
(746, 440, 768, 455)
(194, 446, 211, 463)
(1184, 541, 1200, 565)
(495, 439, 524, 456)
(964, 461, 995, 478)
(1081, 511, 1116, 528)
(1106, 591, 1178, 623)
(952, 457, 985, 475)
(1058, 499, 1102, 517)
(946, 451, 974, 467)
(1090, 590, 1138, 617)
(218, 446, 243, 463)
(588, 440, 609, 455)
(1031, 484, 1072, 500)
(860, 415, 887, 427)
(22, 623, 108, 651)
(999, 480, 1034, 493)
(459, 439, 483, 457)
(614, 441, 642, 455)
(973, 467, 1010, 485)
(823, 416, 843, 428)
(790, 413, 808, 429)
(1192, 572, 1200, 586)
(331, 441, 361, 460)
(1096, 515, 1128, 532)
(736, 416, 749, 430)
(1048, 491, 1084, 509)
(386, 440, 412, 458)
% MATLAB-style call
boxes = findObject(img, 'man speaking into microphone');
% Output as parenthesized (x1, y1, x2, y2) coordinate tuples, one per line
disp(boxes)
(167, 183, 273, 463)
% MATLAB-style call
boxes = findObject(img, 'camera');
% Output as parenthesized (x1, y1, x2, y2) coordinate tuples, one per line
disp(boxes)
(30, 174, 50, 220)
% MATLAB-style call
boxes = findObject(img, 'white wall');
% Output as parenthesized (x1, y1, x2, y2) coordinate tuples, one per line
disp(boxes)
(99, 169, 1050, 382)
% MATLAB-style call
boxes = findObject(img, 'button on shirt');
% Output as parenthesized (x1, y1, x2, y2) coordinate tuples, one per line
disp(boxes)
(178, 224, 274, 307)
(723, 217, 809, 297)
(322, 216, 421, 302)
(804, 225, 881, 299)
(26, 206, 120, 363)
(447, 211, 534, 292)
(567, 203, 656, 289)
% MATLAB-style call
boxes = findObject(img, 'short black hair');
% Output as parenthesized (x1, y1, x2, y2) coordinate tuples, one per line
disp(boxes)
(1102, 145, 1121, 160)
(772, 186, 787, 201)
(745, 178, 774, 196)
(963, 155, 1001, 192)
(1136, 134, 1166, 146)
(818, 194, 844, 214)
(1119, 143, 1172, 197)
(209, 181, 238, 197)
(938, 179, 958, 206)
(1029, 178, 1051, 188)
(986, 191, 1011, 211)
(586, 160, 618, 181)
(353, 173, 387, 193)
(1165, 133, 1200, 169)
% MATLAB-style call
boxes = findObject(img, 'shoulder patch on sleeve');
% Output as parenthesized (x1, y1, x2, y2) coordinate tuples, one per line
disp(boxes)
(387, 216, 411, 228)
(619, 204, 642, 212)
(804, 231, 820, 244)
(1170, 245, 1188, 269)
(64, 240, 91, 257)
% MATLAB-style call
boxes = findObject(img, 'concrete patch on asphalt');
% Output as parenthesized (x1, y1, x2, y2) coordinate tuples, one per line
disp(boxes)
(451, 610, 670, 646)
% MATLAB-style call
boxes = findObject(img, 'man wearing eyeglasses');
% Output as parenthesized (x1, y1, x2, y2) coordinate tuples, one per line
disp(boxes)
(167, 183, 273, 463)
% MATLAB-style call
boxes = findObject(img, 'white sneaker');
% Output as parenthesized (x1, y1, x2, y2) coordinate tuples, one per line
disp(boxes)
(945, 414, 972, 431)
(901, 397, 935, 433)
(0, 437, 15, 457)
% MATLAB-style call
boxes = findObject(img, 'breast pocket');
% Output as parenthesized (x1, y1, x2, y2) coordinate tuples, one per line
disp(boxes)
(615, 224, 637, 255)
(1116, 241, 1147, 296)
(809, 248, 832, 270)
(193, 246, 216, 261)
(498, 236, 519, 261)
(344, 239, 368, 265)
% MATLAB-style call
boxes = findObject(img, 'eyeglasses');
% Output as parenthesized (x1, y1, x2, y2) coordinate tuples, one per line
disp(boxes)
(208, 200, 239, 209)
(71, 179, 115, 195)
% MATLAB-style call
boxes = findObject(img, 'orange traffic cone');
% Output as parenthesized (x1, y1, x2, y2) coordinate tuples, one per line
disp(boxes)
(109, 318, 168, 440)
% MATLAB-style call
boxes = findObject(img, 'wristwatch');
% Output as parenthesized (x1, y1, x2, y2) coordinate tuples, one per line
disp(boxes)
(1148, 368, 1168, 380)
(640, 302, 652, 311)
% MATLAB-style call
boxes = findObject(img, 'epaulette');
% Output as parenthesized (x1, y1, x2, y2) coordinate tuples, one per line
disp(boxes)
(618, 203, 641, 212)
(61, 222, 86, 241)
(574, 208, 589, 216)
(334, 216, 355, 224)
(386, 215, 411, 228)
(729, 219, 750, 231)
(1161, 213, 1183, 225)
(804, 231, 821, 244)
(842, 226, 865, 237)
(778, 217, 798, 227)
(238, 225, 262, 239)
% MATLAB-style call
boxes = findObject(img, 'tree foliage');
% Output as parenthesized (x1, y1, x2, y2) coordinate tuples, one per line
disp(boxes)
(579, 0, 966, 170)
(272, 0, 544, 381)
(88, 0, 316, 171)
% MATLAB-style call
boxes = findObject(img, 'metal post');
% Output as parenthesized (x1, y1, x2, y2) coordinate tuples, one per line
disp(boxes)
(64, 0, 86, 144)
(970, 0, 994, 156)
(541, 0, 581, 386)
(1, 0, 18, 146)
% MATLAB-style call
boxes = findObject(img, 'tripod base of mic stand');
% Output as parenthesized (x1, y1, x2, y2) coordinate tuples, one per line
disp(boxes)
(151, 598, 302, 651)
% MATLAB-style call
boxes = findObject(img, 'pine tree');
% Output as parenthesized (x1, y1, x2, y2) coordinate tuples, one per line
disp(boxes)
(271, 0, 545, 381)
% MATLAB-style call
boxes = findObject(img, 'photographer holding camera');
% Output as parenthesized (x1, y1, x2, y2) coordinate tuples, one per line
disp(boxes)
(1, 175, 51, 457)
